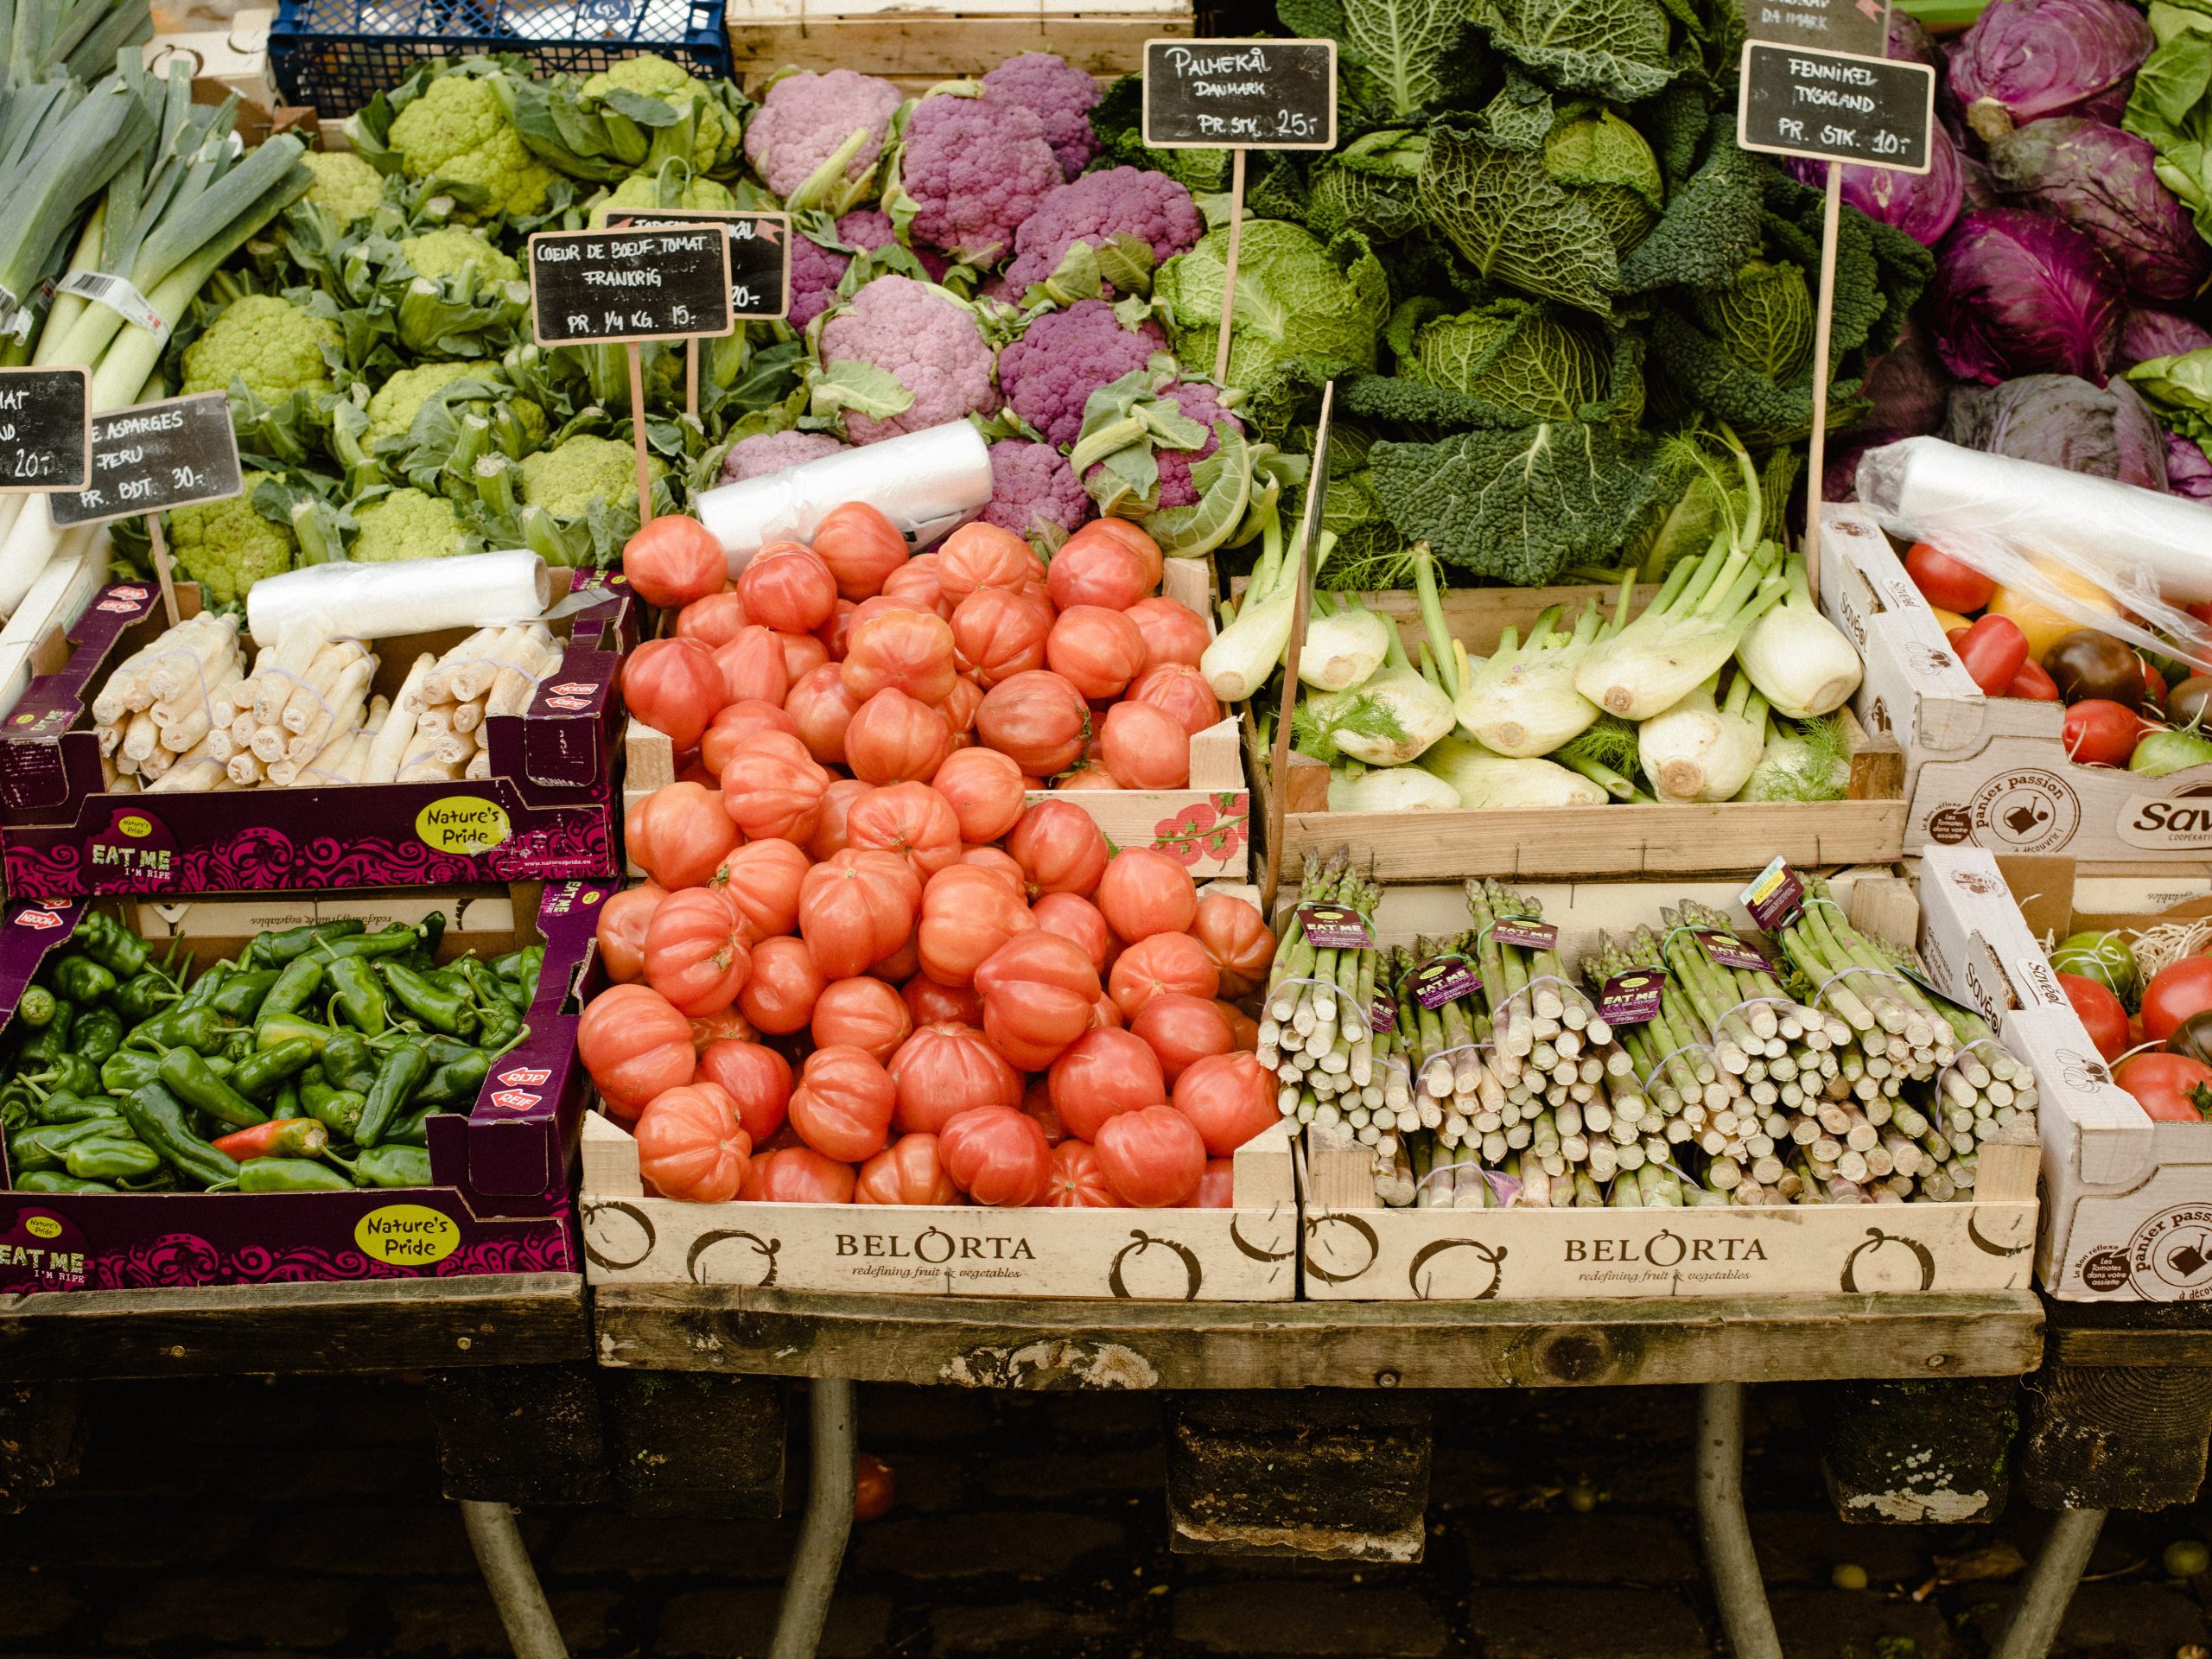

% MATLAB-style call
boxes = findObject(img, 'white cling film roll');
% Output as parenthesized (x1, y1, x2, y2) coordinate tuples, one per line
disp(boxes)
(245, 550, 554, 649)
(693, 418, 993, 574)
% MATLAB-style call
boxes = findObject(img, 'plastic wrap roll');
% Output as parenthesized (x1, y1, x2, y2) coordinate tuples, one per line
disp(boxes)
(695, 420, 993, 573)
(246, 550, 553, 649)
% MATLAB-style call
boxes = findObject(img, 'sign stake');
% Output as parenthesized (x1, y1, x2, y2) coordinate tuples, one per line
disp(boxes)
(1802, 161, 1844, 603)
(1261, 378, 1333, 916)
(626, 342, 654, 529)
(1214, 147, 1247, 386)
(143, 511, 180, 628)
(686, 340, 701, 423)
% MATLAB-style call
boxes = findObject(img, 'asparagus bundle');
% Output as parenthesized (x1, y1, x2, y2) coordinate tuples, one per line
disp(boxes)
(1260, 849, 1382, 1130)
(92, 609, 243, 790)
(388, 623, 562, 784)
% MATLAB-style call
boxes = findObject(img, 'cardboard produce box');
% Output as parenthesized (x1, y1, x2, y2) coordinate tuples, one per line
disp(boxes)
(0, 879, 613, 1293)
(0, 575, 633, 896)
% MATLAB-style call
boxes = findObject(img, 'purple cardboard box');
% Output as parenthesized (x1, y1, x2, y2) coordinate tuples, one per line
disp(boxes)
(0, 879, 614, 1294)
(0, 575, 637, 897)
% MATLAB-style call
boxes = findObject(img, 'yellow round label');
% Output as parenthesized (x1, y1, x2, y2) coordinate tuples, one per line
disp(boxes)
(416, 796, 511, 855)
(117, 815, 152, 838)
(25, 1216, 60, 1239)
(354, 1205, 461, 1266)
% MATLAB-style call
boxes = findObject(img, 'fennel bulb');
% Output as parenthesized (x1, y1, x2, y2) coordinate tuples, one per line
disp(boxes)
(1736, 553, 1862, 718)
(1738, 713, 1852, 802)
(1300, 592, 1394, 692)
(1201, 514, 1334, 702)
(1639, 672, 1767, 803)
(1455, 579, 1627, 755)
(1417, 733, 1607, 810)
(1329, 759, 1460, 811)
(1573, 537, 1788, 721)
(1296, 604, 1456, 766)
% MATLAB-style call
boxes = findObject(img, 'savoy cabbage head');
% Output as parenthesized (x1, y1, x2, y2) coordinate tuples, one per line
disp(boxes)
(1386, 296, 1637, 423)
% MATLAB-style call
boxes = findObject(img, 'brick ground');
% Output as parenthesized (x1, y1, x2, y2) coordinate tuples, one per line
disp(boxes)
(0, 1376, 2203, 1657)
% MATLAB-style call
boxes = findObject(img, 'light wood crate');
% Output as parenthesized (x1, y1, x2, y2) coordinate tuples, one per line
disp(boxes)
(725, 0, 1188, 85)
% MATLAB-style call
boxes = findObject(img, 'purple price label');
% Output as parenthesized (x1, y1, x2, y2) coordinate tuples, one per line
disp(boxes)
(1368, 993, 1396, 1035)
(1490, 917, 1558, 950)
(1696, 929, 1771, 972)
(1410, 954, 1481, 1010)
(1599, 967, 1666, 1027)
(1297, 903, 1374, 950)
(1739, 855, 1805, 931)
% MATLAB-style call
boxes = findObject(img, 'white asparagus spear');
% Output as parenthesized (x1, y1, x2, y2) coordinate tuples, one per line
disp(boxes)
(364, 655, 434, 785)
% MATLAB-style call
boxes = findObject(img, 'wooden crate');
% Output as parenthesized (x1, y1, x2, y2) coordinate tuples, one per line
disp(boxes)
(1293, 868, 2042, 1301)
(725, 0, 1187, 85)
(1244, 582, 1909, 881)
(624, 555, 1251, 879)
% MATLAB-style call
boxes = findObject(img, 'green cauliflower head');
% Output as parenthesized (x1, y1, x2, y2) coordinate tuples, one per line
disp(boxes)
(302, 149, 387, 225)
(181, 294, 341, 405)
(589, 168, 737, 228)
(168, 472, 296, 607)
(387, 73, 558, 219)
(365, 359, 496, 443)
(353, 487, 469, 561)
(398, 226, 523, 284)
(581, 55, 741, 175)
(518, 433, 663, 516)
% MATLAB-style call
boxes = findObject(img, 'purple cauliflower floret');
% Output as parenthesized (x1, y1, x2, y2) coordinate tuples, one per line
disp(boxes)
(744, 70, 904, 202)
(836, 208, 897, 251)
(1081, 381, 1240, 511)
(818, 275, 1000, 444)
(997, 299, 1166, 449)
(984, 439, 1090, 540)
(982, 53, 1101, 180)
(721, 429, 846, 484)
(1003, 167, 1205, 296)
(790, 235, 849, 329)
(899, 94, 1063, 265)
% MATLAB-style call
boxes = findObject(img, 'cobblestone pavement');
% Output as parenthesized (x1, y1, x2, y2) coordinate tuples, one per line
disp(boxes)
(0, 1375, 2202, 1657)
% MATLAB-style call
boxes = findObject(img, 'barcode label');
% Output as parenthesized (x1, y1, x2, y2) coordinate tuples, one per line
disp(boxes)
(58, 271, 166, 340)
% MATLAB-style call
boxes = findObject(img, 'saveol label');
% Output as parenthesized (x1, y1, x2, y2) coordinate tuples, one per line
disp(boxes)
(416, 796, 512, 855)
(355, 1204, 461, 1266)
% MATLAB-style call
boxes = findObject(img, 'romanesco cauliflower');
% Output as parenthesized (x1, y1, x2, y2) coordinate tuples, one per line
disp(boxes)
(398, 226, 522, 284)
(353, 488, 469, 561)
(168, 472, 296, 607)
(180, 294, 340, 404)
(386, 73, 557, 219)
(301, 150, 386, 225)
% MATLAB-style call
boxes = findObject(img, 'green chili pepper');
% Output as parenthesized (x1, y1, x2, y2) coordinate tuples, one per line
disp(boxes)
(247, 919, 365, 967)
(416, 1035, 479, 1068)
(64, 1136, 159, 1180)
(318, 921, 429, 962)
(492, 944, 545, 1006)
(338, 1144, 434, 1187)
(70, 1007, 122, 1066)
(16, 1171, 116, 1192)
(17, 1002, 73, 1067)
(99, 1051, 162, 1094)
(16, 987, 55, 1029)
(238, 1157, 354, 1192)
(357, 1039, 429, 1148)
(219, 1028, 257, 1066)
(126, 1006, 232, 1055)
(9, 1117, 124, 1169)
(326, 956, 387, 1035)
(378, 964, 478, 1039)
(207, 969, 280, 1021)
(73, 913, 149, 979)
(414, 1049, 493, 1108)
(119, 1084, 239, 1188)
(456, 957, 522, 1012)
(32, 1094, 122, 1125)
(320, 1032, 376, 1093)
(263, 958, 323, 1021)
(254, 1014, 336, 1054)
(300, 1084, 366, 1141)
(51, 956, 116, 1005)
(177, 964, 232, 1011)
(384, 1104, 435, 1147)
(27, 1054, 102, 1100)
(110, 971, 177, 1026)
(272, 1079, 302, 1121)
(231, 1038, 315, 1102)
(156, 1049, 267, 1130)
(202, 1056, 235, 1082)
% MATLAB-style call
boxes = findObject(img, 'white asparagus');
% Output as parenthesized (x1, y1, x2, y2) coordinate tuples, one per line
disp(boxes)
(364, 656, 435, 785)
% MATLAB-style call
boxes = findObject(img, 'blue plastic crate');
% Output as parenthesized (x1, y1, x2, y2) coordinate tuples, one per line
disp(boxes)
(270, 0, 733, 117)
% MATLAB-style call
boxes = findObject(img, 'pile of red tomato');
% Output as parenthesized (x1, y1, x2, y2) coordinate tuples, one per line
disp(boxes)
(2058, 956, 2212, 1123)
(577, 503, 1279, 1211)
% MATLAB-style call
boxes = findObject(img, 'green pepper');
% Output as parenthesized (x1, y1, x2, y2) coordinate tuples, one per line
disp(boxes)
(254, 1014, 336, 1055)
(339, 1144, 434, 1187)
(51, 956, 116, 1005)
(156, 1048, 267, 1130)
(246, 919, 365, 967)
(238, 1157, 353, 1192)
(16, 1003, 72, 1068)
(456, 957, 521, 1011)
(73, 913, 150, 978)
(177, 964, 234, 1012)
(119, 1083, 238, 1188)
(357, 1039, 429, 1148)
(260, 957, 324, 1022)
(418, 1035, 480, 1068)
(64, 1136, 159, 1180)
(219, 1028, 257, 1066)
(378, 964, 477, 1039)
(201, 1055, 235, 1081)
(207, 969, 280, 1022)
(16, 1170, 116, 1192)
(384, 1104, 435, 1147)
(70, 1007, 122, 1066)
(15, 987, 55, 1029)
(414, 1049, 493, 1108)
(126, 1006, 232, 1056)
(318, 921, 430, 962)
(110, 971, 177, 1026)
(26, 1054, 102, 1100)
(231, 1038, 315, 1101)
(492, 944, 545, 1007)
(99, 1050, 162, 1094)
(272, 1080, 302, 1122)
(325, 956, 387, 1035)
(32, 1094, 122, 1125)
(9, 1117, 126, 1170)
(320, 1032, 376, 1093)
(300, 1083, 366, 1141)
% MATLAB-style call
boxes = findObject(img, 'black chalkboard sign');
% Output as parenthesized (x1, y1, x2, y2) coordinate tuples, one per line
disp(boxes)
(602, 208, 793, 321)
(1738, 41, 1935, 171)
(0, 367, 90, 494)
(50, 392, 244, 529)
(1141, 38, 1337, 150)
(527, 225, 735, 346)
(1742, 0, 1889, 59)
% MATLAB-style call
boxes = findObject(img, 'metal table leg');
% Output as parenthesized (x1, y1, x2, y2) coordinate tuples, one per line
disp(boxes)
(1992, 1509, 2106, 1659)
(1697, 1382, 1783, 1659)
(460, 1500, 570, 1659)
(770, 1376, 856, 1659)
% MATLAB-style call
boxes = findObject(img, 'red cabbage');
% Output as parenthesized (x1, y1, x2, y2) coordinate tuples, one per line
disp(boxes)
(1790, 124, 1964, 245)
(1889, 7, 1942, 69)
(1985, 118, 2209, 302)
(2121, 308, 2212, 367)
(1947, 0, 2152, 143)
(1931, 207, 2126, 385)
(1824, 316, 1957, 500)
(1942, 372, 2169, 488)
(2170, 433, 2212, 499)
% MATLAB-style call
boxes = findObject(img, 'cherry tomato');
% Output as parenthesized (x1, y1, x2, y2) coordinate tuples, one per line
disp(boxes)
(2063, 700, 2144, 768)
(2113, 1051, 2212, 1122)
(854, 1452, 896, 1522)
(2057, 971, 2129, 1061)
(2143, 654, 2170, 712)
(1907, 543, 1996, 613)
(2007, 658, 2059, 701)
(2143, 957, 2212, 1043)
(1949, 613, 2029, 696)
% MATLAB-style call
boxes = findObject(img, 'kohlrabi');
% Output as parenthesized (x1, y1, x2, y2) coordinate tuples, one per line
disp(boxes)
(1300, 591, 1394, 692)
(1454, 575, 1630, 755)
(1638, 671, 1768, 802)
(1572, 534, 1789, 720)
(1735, 552, 1864, 718)
(1201, 509, 1335, 702)
(1417, 734, 1608, 810)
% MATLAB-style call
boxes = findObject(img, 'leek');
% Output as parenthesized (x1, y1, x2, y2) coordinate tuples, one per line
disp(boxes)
(1416, 734, 1607, 810)
(1638, 671, 1767, 803)
(1573, 537, 1788, 721)
(1735, 552, 1863, 719)
(1455, 575, 1630, 756)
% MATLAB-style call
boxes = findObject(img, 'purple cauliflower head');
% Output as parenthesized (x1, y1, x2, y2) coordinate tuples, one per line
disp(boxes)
(1080, 381, 1241, 511)
(817, 274, 1001, 444)
(836, 208, 897, 251)
(790, 234, 849, 329)
(996, 298, 1167, 448)
(984, 439, 1090, 540)
(744, 70, 905, 202)
(897, 93, 1063, 264)
(1004, 167, 1205, 297)
(982, 53, 1101, 180)
(721, 429, 848, 483)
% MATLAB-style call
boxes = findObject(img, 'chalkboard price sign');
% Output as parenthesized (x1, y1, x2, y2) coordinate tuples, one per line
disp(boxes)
(1738, 41, 1935, 172)
(1743, 0, 1889, 59)
(602, 208, 793, 321)
(1142, 38, 1337, 150)
(528, 225, 736, 346)
(0, 366, 91, 495)
(50, 392, 244, 529)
